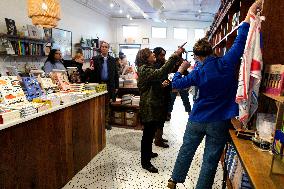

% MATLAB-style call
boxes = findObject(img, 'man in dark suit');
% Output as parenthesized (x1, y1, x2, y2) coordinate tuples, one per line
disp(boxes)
(92, 41, 119, 130)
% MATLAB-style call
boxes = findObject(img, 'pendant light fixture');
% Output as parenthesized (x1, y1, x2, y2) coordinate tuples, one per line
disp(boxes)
(27, 0, 61, 28)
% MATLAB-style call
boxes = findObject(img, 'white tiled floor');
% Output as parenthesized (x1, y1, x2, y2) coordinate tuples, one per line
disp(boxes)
(63, 96, 224, 189)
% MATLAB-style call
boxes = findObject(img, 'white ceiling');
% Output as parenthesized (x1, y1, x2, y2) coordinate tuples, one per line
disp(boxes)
(73, 0, 221, 22)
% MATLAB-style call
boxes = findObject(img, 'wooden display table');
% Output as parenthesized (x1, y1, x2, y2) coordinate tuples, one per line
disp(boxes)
(229, 130, 284, 189)
(0, 92, 106, 189)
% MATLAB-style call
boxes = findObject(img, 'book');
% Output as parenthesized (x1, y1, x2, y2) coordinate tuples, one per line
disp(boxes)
(5, 18, 17, 35)
(27, 25, 40, 39)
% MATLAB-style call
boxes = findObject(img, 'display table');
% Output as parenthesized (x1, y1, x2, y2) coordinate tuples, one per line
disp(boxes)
(229, 130, 284, 189)
(0, 92, 107, 189)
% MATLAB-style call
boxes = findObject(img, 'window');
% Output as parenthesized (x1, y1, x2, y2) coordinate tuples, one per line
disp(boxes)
(152, 27, 167, 38)
(119, 44, 141, 66)
(174, 28, 187, 40)
(194, 29, 205, 42)
(123, 26, 138, 38)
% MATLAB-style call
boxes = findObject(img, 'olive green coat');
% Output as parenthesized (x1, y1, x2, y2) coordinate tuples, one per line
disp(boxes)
(137, 55, 181, 123)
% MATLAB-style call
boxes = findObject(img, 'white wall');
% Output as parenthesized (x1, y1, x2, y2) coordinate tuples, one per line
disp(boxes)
(0, 0, 113, 46)
(111, 18, 211, 55)
(0, 0, 113, 74)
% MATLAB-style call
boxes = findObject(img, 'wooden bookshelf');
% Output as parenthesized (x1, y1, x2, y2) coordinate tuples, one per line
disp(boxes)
(0, 33, 48, 43)
(0, 33, 48, 56)
(263, 93, 284, 104)
(209, 0, 238, 39)
(229, 130, 284, 189)
(209, 0, 284, 188)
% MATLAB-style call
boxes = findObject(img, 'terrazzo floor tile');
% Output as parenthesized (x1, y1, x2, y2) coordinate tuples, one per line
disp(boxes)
(63, 96, 224, 189)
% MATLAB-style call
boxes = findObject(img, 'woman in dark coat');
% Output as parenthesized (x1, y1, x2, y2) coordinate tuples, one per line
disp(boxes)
(136, 47, 184, 173)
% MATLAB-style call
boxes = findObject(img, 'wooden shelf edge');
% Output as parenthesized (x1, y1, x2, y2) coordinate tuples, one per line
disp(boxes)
(112, 124, 142, 130)
(229, 130, 256, 189)
(0, 33, 49, 43)
(213, 24, 240, 49)
(263, 93, 284, 103)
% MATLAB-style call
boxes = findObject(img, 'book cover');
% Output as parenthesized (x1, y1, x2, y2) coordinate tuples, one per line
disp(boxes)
(5, 18, 17, 35)
(27, 25, 40, 39)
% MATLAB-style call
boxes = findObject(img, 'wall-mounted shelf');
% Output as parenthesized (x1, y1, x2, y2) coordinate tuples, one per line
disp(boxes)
(0, 33, 49, 44)
(263, 93, 284, 103)
(0, 33, 49, 57)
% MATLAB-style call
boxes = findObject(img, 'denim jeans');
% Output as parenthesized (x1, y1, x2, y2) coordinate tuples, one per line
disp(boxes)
(168, 89, 191, 113)
(171, 120, 230, 189)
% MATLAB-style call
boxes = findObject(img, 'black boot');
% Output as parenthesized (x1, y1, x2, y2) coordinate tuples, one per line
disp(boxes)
(151, 152, 158, 158)
(162, 138, 169, 143)
(155, 128, 169, 148)
(142, 163, 158, 173)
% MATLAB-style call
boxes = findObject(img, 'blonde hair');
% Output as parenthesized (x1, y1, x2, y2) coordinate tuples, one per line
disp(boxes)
(73, 53, 83, 60)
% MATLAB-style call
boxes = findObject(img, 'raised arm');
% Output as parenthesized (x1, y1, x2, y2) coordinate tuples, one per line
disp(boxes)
(221, 0, 263, 69)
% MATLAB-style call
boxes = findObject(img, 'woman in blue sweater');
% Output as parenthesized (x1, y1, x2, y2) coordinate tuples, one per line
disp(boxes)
(167, 1, 263, 188)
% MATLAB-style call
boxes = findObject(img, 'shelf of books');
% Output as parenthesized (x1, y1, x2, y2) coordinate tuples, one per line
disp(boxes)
(208, 0, 284, 188)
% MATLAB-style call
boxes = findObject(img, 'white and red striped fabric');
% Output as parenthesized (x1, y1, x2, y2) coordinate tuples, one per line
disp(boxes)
(236, 14, 265, 127)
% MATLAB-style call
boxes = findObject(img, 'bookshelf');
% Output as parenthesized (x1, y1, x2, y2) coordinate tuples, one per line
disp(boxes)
(74, 43, 99, 61)
(208, 0, 284, 188)
(0, 33, 49, 56)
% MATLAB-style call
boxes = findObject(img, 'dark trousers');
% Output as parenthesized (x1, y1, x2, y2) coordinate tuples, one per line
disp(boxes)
(168, 89, 191, 113)
(141, 121, 161, 165)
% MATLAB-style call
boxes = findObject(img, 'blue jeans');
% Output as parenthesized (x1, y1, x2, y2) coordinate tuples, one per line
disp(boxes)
(171, 120, 230, 189)
(168, 89, 191, 113)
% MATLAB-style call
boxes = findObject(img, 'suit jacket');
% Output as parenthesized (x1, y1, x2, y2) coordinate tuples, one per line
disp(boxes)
(92, 54, 119, 101)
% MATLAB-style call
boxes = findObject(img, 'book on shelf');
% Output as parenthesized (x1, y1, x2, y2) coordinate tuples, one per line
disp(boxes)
(5, 18, 17, 35)
(262, 64, 284, 96)
(27, 25, 41, 39)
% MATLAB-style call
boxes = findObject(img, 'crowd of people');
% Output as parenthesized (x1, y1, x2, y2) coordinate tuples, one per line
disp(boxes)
(42, 1, 262, 188)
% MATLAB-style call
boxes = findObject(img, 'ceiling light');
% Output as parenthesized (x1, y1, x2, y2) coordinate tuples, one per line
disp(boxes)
(126, 14, 130, 18)
(198, 9, 202, 13)
(110, 3, 114, 8)
(119, 9, 123, 13)
(122, 0, 148, 19)
(42, 2, 48, 10)
(129, 17, 133, 20)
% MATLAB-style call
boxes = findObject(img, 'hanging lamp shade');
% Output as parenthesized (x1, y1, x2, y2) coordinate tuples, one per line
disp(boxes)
(27, 0, 61, 28)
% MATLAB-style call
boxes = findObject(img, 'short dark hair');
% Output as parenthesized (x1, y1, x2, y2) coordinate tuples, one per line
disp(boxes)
(135, 48, 152, 67)
(153, 47, 166, 56)
(193, 38, 213, 57)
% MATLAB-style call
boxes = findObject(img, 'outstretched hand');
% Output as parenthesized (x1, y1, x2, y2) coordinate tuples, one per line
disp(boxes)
(244, 0, 263, 23)
(178, 60, 191, 74)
